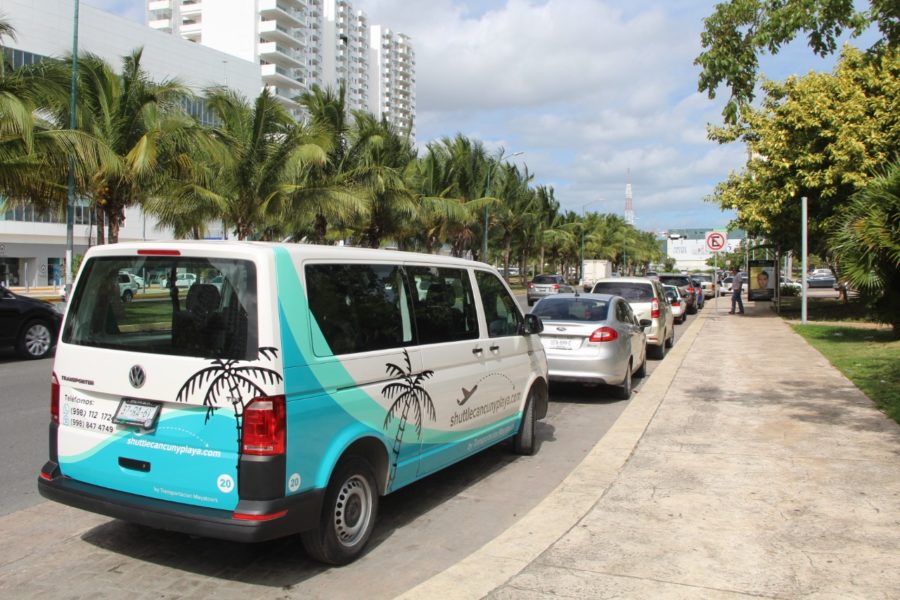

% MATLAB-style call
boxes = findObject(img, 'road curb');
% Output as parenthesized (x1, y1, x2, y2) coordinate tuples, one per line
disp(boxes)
(397, 308, 711, 600)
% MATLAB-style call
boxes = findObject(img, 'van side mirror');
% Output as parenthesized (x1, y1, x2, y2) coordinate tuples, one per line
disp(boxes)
(639, 319, 652, 330)
(520, 313, 543, 335)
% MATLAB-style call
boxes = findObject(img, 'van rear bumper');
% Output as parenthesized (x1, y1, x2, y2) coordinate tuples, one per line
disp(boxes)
(37, 461, 324, 543)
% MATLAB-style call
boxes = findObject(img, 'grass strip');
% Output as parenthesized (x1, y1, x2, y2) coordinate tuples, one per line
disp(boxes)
(792, 324, 900, 424)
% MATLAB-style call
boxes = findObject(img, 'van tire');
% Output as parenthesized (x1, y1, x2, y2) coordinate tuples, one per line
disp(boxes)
(512, 390, 536, 456)
(301, 457, 379, 565)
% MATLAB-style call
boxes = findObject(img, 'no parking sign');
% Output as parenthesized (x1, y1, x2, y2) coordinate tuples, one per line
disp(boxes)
(706, 231, 727, 252)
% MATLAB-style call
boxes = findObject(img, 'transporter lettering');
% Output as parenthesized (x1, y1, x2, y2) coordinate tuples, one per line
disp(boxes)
(450, 394, 518, 427)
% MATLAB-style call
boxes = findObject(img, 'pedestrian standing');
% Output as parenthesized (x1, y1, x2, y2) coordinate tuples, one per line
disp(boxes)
(729, 267, 744, 314)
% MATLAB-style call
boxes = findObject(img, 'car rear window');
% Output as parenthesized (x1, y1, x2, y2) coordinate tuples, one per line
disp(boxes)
(658, 275, 691, 287)
(532, 275, 560, 284)
(62, 256, 258, 360)
(591, 282, 653, 301)
(533, 297, 609, 322)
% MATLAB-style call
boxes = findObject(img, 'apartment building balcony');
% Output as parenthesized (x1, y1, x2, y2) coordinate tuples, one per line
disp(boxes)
(261, 63, 304, 88)
(259, 42, 304, 68)
(259, 0, 305, 28)
(265, 85, 301, 110)
(148, 18, 172, 31)
(148, 0, 172, 11)
(259, 20, 301, 46)
(180, 1, 203, 17)
(180, 19, 202, 37)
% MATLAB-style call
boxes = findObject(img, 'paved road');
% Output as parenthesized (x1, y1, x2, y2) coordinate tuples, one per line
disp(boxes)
(0, 300, 699, 599)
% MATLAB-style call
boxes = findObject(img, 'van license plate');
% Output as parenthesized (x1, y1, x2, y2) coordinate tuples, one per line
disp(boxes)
(112, 399, 161, 431)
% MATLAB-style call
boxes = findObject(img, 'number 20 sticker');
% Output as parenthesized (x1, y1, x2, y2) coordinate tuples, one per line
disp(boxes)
(217, 474, 235, 493)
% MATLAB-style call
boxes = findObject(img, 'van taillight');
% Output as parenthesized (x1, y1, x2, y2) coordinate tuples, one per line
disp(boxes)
(51, 372, 60, 424)
(241, 395, 285, 456)
(651, 298, 660, 318)
(589, 327, 619, 342)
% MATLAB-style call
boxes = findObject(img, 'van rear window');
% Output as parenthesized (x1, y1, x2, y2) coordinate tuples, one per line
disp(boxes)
(62, 257, 257, 360)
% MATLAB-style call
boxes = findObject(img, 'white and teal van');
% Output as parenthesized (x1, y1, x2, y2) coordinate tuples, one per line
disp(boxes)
(38, 242, 548, 564)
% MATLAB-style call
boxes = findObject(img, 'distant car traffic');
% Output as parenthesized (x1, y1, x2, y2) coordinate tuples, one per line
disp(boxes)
(0, 284, 63, 359)
(532, 293, 648, 399)
(527, 274, 574, 306)
(657, 274, 697, 314)
(160, 272, 197, 289)
(807, 273, 836, 288)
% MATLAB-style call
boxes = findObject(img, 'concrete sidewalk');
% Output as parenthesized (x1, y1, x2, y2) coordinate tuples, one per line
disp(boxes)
(403, 302, 900, 599)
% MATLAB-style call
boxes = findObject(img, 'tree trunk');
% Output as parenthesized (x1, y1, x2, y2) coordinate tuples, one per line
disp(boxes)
(95, 204, 105, 245)
(314, 213, 327, 244)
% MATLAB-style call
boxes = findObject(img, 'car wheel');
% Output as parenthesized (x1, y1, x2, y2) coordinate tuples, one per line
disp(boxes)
(301, 456, 379, 565)
(527, 299, 534, 307)
(666, 327, 675, 348)
(650, 340, 666, 359)
(512, 389, 536, 456)
(615, 361, 633, 400)
(18, 320, 53, 360)
(122, 289, 133, 303)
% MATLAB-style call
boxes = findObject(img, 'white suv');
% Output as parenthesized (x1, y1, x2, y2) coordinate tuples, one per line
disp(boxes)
(591, 277, 675, 358)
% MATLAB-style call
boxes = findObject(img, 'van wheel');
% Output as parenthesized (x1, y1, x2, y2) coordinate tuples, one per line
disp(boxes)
(512, 390, 536, 456)
(301, 457, 379, 565)
(616, 361, 632, 400)
(18, 320, 53, 360)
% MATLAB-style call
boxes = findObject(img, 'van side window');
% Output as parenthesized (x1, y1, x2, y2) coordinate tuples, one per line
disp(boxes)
(406, 266, 479, 344)
(306, 264, 414, 356)
(475, 271, 522, 338)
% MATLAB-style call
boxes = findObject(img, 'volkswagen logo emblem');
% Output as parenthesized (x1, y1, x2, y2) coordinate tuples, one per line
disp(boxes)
(129, 365, 146, 389)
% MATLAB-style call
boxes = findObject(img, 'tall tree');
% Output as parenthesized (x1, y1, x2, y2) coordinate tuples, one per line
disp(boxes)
(191, 87, 328, 240)
(696, 0, 899, 123)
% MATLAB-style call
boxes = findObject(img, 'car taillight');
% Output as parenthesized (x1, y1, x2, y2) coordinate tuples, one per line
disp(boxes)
(552, 284, 560, 290)
(589, 327, 619, 342)
(241, 395, 285, 455)
(51, 372, 60, 424)
(527, 282, 534, 289)
(672, 300, 681, 307)
(651, 298, 660, 318)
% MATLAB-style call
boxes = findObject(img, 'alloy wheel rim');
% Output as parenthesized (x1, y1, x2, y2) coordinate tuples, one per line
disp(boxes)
(25, 324, 51, 357)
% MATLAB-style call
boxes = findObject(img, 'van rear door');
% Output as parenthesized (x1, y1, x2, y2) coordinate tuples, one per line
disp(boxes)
(54, 251, 280, 511)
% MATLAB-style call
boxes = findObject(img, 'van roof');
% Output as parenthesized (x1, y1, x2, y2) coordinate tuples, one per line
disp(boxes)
(83, 241, 490, 269)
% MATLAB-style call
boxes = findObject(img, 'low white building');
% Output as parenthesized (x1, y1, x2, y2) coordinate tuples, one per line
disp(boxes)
(0, 0, 260, 288)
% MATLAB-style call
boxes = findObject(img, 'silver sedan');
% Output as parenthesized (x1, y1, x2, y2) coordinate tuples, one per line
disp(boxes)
(532, 293, 649, 399)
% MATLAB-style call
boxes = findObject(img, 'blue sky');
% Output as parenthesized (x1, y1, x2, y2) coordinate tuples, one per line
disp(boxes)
(84, 0, 870, 233)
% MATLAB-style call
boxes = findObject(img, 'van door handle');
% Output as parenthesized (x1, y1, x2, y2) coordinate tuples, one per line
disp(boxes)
(472, 347, 484, 356)
(489, 345, 500, 353)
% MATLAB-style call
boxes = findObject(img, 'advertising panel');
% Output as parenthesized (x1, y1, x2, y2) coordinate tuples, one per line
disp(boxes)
(748, 260, 776, 301)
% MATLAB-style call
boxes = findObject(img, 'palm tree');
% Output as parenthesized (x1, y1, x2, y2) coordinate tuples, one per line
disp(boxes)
(404, 145, 472, 253)
(36, 49, 208, 243)
(188, 87, 329, 240)
(830, 162, 900, 337)
(292, 83, 367, 243)
(381, 349, 435, 490)
(345, 113, 417, 248)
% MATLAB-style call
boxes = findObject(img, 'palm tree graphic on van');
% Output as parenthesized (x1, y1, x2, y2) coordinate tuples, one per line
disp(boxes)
(176, 347, 283, 450)
(382, 349, 434, 490)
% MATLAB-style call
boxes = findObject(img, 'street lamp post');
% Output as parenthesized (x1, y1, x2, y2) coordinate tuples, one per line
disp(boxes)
(481, 150, 524, 262)
(65, 0, 80, 295)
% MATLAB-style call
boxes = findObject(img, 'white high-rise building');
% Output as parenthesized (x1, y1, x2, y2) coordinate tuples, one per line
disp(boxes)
(369, 26, 416, 137)
(148, 0, 414, 133)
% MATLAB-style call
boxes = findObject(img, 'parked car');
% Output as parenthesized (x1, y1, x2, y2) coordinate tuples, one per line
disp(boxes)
(657, 274, 698, 314)
(591, 277, 675, 359)
(807, 273, 836, 288)
(692, 273, 715, 298)
(0, 284, 63, 359)
(117, 272, 141, 302)
(160, 272, 197, 289)
(664, 285, 686, 323)
(527, 274, 575, 306)
(532, 293, 648, 399)
(690, 278, 705, 309)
